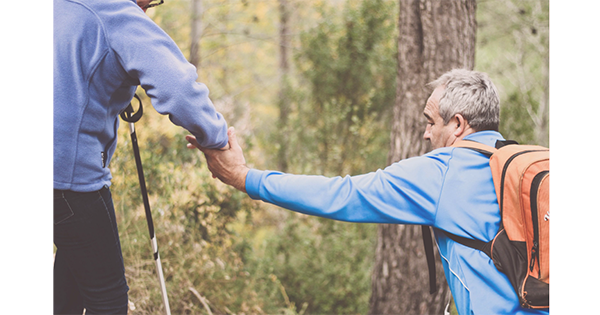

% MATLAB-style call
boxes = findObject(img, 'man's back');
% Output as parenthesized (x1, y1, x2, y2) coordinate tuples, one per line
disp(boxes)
(54, 0, 137, 192)
(54, 0, 228, 192)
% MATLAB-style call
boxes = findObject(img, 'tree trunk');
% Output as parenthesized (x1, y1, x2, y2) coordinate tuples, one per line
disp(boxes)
(369, 1, 476, 314)
(189, 0, 202, 69)
(277, 0, 291, 172)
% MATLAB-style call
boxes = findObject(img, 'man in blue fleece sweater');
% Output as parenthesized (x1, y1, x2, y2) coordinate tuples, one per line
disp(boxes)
(54, 0, 229, 313)
(187, 69, 550, 315)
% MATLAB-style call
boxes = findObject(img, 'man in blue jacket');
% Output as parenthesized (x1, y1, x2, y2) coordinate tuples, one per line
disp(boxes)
(187, 69, 550, 315)
(54, 0, 229, 313)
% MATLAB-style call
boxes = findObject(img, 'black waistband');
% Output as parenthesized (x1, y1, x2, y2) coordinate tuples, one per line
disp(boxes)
(54, 185, 109, 198)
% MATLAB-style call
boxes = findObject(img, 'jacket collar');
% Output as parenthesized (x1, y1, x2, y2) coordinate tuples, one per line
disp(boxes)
(462, 130, 505, 148)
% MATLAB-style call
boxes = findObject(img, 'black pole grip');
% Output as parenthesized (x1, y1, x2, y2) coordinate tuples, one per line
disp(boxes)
(120, 94, 143, 123)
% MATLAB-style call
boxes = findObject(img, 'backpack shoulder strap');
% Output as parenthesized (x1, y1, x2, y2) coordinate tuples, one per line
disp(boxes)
(442, 138, 504, 256)
(421, 226, 438, 294)
(442, 230, 492, 257)
(451, 139, 497, 157)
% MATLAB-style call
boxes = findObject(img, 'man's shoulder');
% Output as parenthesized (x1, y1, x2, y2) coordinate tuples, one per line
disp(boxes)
(56, 0, 139, 20)
(414, 130, 505, 170)
(424, 130, 505, 159)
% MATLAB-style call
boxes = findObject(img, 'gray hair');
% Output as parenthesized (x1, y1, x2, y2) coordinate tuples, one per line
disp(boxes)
(428, 69, 500, 132)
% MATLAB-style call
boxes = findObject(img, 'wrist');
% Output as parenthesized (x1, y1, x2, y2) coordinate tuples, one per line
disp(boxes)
(233, 166, 250, 193)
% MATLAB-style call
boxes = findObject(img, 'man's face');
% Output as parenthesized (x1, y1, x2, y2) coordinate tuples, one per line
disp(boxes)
(423, 86, 459, 150)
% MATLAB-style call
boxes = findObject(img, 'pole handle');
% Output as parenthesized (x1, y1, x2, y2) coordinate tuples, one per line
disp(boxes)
(120, 94, 143, 123)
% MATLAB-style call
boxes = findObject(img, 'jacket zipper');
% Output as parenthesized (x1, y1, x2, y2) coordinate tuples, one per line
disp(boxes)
(103, 116, 120, 168)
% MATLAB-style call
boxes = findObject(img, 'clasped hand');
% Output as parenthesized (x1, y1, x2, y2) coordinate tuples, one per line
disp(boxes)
(186, 127, 249, 193)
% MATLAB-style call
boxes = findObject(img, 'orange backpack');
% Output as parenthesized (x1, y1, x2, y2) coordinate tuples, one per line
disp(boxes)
(445, 140, 550, 308)
(424, 140, 549, 309)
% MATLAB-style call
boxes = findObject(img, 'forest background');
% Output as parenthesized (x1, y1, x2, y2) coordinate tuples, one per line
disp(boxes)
(110, 0, 549, 314)
(8, 0, 574, 313)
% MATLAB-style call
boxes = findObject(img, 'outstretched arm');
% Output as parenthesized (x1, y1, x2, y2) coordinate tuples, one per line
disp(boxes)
(186, 127, 249, 192)
(187, 127, 445, 226)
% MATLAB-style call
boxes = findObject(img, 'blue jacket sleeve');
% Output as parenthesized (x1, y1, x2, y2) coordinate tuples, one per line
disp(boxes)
(101, 3, 228, 149)
(245, 153, 451, 225)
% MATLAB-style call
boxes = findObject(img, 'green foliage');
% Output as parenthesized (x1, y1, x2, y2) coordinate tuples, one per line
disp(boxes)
(291, 0, 398, 176)
(112, 98, 273, 314)
(113, 93, 376, 313)
(242, 213, 377, 315)
(476, 0, 549, 146)
(248, 2, 398, 313)
(499, 90, 537, 144)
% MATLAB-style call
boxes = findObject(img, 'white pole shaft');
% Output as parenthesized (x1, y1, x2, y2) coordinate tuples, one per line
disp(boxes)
(129, 117, 170, 314)
(152, 236, 171, 315)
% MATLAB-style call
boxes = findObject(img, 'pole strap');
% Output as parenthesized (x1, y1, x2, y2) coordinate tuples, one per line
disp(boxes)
(120, 94, 143, 123)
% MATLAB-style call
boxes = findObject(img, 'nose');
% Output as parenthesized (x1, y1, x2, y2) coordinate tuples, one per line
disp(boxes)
(423, 125, 431, 141)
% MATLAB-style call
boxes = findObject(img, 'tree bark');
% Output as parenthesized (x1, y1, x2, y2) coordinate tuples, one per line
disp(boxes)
(189, 0, 202, 69)
(277, 0, 291, 172)
(369, 1, 476, 314)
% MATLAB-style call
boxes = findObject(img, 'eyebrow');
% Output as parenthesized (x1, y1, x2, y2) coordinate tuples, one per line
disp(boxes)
(423, 112, 432, 121)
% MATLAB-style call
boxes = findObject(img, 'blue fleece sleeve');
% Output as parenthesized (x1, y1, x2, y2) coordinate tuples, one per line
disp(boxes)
(101, 3, 228, 149)
(245, 153, 450, 225)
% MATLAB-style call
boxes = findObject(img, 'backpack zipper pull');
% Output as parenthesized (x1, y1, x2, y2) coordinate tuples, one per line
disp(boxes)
(529, 241, 539, 271)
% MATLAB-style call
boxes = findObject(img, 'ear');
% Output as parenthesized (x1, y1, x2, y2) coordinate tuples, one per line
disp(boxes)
(453, 114, 467, 137)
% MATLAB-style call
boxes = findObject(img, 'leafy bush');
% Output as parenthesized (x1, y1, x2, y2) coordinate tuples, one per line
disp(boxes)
(111, 100, 276, 314)
(241, 212, 377, 315)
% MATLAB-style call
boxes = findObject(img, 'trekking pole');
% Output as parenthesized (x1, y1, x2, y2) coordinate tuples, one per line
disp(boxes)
(120, 94, 172, 315)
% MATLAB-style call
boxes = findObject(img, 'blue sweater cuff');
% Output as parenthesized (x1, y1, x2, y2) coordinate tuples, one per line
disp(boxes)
(245, 168, 264, 200)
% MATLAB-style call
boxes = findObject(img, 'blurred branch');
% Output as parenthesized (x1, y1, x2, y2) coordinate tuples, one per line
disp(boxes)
(189, 287, 214, 315)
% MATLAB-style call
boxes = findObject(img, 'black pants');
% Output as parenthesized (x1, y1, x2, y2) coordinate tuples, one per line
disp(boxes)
(54, 186, 129, 315)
